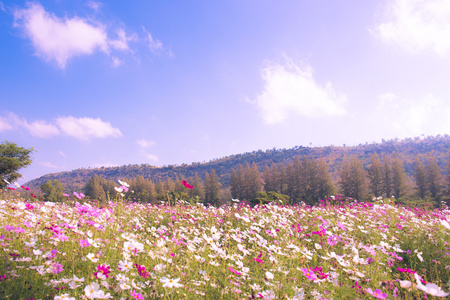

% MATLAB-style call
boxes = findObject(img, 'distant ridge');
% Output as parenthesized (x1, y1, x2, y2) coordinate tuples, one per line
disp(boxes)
(25, 135, 450, 192)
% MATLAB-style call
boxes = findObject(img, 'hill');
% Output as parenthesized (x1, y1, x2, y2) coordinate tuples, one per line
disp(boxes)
(25, 135, 450, 192)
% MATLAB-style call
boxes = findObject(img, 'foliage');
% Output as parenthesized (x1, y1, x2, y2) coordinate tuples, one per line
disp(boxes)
(0, 141, 34, 189)
(252, 191, 290, 205)
(40, 180, 64, 202)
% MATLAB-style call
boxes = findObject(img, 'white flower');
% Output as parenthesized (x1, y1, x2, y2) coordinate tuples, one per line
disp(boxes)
(84, 282, 100, 299)
(33, 249, 43, 256)
(440, 219, 450, 230)
(154, 263, 166, 272)
(118, 260, 133, 272)
(265, 271, 274, 280)
(160, 277, 183, 288)
(399, 280, 412, 288)
(54, 294, 75, 300)
(86, 253, 98, 263)
(414, 274, 450, 297)
(314, 243, 322, 250)
(114, 186, 123, 193)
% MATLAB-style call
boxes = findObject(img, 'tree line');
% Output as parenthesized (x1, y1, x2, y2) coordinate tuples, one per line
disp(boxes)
(34, 152, 450, 207)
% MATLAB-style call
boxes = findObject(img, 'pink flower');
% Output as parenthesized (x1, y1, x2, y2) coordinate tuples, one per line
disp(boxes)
(182, 180, 193, 189)
(366, 288, 388, 299)
(228, 267, 242, 275)
(79, 239, 90, 248)
(51, 262, 64, 274)
(135, 264, 149, 279)
(21, 185, 30, 190)
(300, 268, 317, 281)
(130, 290, 144, 300)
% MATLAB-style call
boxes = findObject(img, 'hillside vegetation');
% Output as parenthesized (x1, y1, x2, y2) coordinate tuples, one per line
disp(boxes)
(26, 135, 449, 193)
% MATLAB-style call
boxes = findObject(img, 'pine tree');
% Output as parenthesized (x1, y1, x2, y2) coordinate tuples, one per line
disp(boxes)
(245, 162, 261, 201)
(413, 157, 427, 199)
(41, 179, 64, 202)
(84, 174, 107, 201)
(204, 170, 221, 204)
(339, 156, 366, 200)
(391, 157, 407, 200)
(316, 158, 335, 201)
(446, 156, 450, 196)
(191, 173, 204, 201)
(368, 153, 383, 197)
(381, 154, 392, 198)
(425, 155, 442, 200)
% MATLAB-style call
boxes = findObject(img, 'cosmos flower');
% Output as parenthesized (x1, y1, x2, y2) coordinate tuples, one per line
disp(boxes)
(160, 276, 183, 288)
(365, 288, 388, 299)
(182, 180, 193, 189)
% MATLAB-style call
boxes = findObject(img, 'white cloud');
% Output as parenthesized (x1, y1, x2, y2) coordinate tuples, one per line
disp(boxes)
(58, 151, 67, 158)
(39, 161, 60, 169)
(21, 119, 60, 138)
(0, 117, 13, 131)
(137, 138, 155, 148)
(0, 2, 5, 12)
(12, 3, 165, 68)
(144, 153, 159, 162)
(111, 56, 122, 68)
(109, 29, 134, 51)
(86, 1, 102, 11)
(55, 116, 122, 141)
(254, 59, 346, 124)
(371, 92, 450, 138)
(374, 0, 450, 55)
(148, 33, 163, 53)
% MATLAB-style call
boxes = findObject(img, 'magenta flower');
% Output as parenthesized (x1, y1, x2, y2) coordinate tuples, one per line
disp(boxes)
(366, 288, 388, 299)
(398, 267, 416, 274)
(79, 239, 90, 248)
(300, 267, 317, 281)
(21, 185, 30, 190)
(130, 289, 145, 300)
(228, 267, 242, 275)
(51, 262, 64, 274)
(182, 180, 193, 189)
(94, 264, 111, 279)
(135, 264, 149, 279)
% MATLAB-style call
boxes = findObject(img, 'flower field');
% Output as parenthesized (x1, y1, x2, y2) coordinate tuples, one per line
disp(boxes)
(0, 194, 449, 299)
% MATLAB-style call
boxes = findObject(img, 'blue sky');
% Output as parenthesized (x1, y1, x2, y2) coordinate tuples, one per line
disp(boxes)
(1, 0, 450, 184)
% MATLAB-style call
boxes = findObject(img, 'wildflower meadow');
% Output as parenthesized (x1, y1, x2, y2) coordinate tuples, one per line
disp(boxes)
(1, 184, 450, 299)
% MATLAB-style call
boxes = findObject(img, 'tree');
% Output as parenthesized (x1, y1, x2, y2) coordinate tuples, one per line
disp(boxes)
(339, 156, 366, 200)
(204, 170, 221, 205)
(425, 155, 442, 200)
(413, 157, 427, 199)
(245, 162, 262, 201)
(189, 173, 204, 201)
(381, 154, 392, 198)
(84, 174, 107, 201)
(367, 153, 383, 197)
(391, 157, 407, 199)
(40, 180, 64, 202)
(0, 141, 34, 189)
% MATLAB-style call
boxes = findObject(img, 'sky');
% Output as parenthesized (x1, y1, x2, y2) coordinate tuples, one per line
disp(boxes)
(1, 0, 450, 184)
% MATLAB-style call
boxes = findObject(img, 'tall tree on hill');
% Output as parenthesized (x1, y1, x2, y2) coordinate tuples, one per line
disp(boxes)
(316, 158, 335, 201)
(425, 155, 443, 201)
(446, 156, 450, 197)
(204, 170, 221, 204)
(391, 157, 407, 200)
(165, 177, 175, 193)
(230, 168, 241, 200)
(84, 174, 107, 201)
(278, 163, 288, 195)
(244, 162, 262, 200)
(190, 173, 204, 201)
(174, 176, 185, 193)
(262, 165, 277, 193)
(129, 176, 155, 203)
(381, 154, 392, 198)
(155, 180, 165, 196)
(413, 157, 427, 199)
(41, 179, 64, 202)
(339, 156, 367, 200)
(367, 153, 383, 197)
